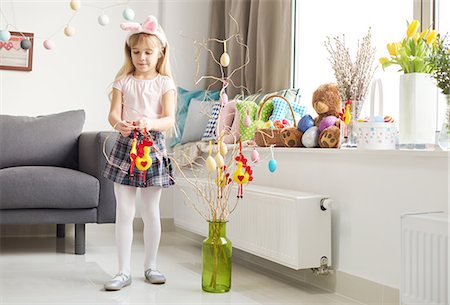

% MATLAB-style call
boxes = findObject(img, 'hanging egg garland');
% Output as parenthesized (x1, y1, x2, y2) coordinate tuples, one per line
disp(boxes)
(64, 25, 76, 37)
(43, 39, 55, 50)
(0, 30, 11, 42)
(20, 39, 32, 50)
(98, 14, 110, 26)
(70, 0, 81, 11)
(122, 8, 135, 21)
(268, 145, 277, 173)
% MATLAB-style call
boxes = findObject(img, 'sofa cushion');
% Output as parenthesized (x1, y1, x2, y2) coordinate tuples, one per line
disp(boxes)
(0, 110, 85, 169)
(0, 166, 99, 209)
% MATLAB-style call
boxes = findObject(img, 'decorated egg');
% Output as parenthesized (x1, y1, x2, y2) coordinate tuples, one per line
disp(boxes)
(43, 39, 55, 50)
(70, 0, 81, 11)
(268, 159, 277, 173)
(20, 39, 32, 50)
(301, 126, 319, 148)
(0, 30, 11, 42)
(220, 92, 228, 105)
(122, 8, 135, 21)
(374, 115, 384, 122)
(384, 115, 394, 123)
(319, 115, 337, 132)
(98, 14, 110, 26)
(298, 114, 314, 132)
(205, 155, 217, 172)
(219, 143, 228, 156)
(244, 115, 252, 128)
(64, 26, 75, 37)
(215, 152, 224, 168)
(220, 52, 230, 67)
(251, 147, 260, 163)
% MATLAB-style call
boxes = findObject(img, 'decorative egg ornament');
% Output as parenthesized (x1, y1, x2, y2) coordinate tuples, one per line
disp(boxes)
(98, 14, 110, 26)
(0, 30, 11, 42)
(251, 147, 260, 163)
(20, 39, 32, 50)
(70, 0, 81, 11)
(268, 159, 277, 173)
(43, 39, 55, 50)
(64, 26, 75, 37)
(122, 8, 135, 21)
(220, 52, 230, 67)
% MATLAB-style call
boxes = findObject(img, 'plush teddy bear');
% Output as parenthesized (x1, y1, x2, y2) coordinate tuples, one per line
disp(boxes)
(311, 83, 341, 148)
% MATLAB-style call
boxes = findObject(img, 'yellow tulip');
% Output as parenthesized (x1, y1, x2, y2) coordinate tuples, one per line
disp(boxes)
(387, 43, 399, 56)
(419, 29, 428, 40)
(407, 19, 420, 38)
(379, 57, 389, 65)
(413, 33, 420, 43)
(426, 30, 438, 45)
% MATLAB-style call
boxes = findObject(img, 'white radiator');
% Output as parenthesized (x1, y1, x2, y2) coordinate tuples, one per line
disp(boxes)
(173, 179, 332, 270)
(401, 212, 449, 305)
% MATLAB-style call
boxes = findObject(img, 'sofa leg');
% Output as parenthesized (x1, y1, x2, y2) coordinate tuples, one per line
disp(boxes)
(75, 224, 85, 255)
(56, 224, 65, 238)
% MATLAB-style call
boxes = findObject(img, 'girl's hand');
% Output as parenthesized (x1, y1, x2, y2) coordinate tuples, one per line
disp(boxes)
(115, 120, 134, 137)
(134, 119, 152, 133)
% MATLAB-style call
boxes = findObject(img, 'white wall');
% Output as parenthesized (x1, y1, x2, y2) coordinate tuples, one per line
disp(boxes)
(0, 1, 159, 131)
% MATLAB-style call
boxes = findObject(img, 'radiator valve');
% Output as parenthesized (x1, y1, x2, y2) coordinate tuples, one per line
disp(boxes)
(320, 198, 333, 211)
(311, 256, 332, 275)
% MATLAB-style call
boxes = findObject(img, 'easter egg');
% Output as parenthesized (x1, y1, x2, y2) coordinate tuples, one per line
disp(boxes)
(98, 14, 110, 26)
(64, 26, 75, 37)
(220, 92, 228, 105)
(220, 52, 230, 67)
(43, 39, 55, 50)
(384, 115, 394, 123)
(251, 147, 260, 163)
(301, 126, 319, 148)
(205, 155, 217, 172)
(318, 115, 337, 132)
(122, 8, 135, 21)
(244, 115, 252, 128)
(215, 152, 224, 168)
(374, 115, 384, 122)
(268, 159, 277, 173)
(70, 0, 81, 11)
(0, 30, 11, 42)
(298, 114, 314, 132)
(20, 39, 31, 50)
(220, 143, 228, 156)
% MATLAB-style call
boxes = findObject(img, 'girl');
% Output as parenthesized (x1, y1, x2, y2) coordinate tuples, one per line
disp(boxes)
(102, 15, 176, 291)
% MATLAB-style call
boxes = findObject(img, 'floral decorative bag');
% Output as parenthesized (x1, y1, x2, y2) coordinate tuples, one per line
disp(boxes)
(355, 79, 397, 150)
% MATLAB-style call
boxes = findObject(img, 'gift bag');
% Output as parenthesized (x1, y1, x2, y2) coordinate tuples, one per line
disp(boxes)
(355, 79, 397, 150)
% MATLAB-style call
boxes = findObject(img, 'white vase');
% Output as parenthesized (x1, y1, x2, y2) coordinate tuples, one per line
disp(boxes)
(399, 73, 437, 148)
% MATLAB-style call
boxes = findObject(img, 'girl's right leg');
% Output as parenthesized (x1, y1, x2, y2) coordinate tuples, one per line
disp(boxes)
(104, 182, 136, 291)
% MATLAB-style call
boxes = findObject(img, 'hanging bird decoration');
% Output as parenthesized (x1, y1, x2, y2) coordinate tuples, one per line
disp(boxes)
(129, 129, 153, 186)
(232, 141, 253, 198)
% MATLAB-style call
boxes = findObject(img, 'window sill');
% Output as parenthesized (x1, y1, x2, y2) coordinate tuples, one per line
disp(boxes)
(250, 146, 448, 158)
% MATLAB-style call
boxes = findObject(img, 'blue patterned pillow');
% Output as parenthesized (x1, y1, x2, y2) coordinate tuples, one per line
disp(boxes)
(170, 87, 220, 147)
(269, 97, 307, 125)
(201, 102, 221, 141)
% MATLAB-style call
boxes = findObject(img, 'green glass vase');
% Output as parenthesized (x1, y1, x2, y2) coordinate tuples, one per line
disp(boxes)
(202, 221, 232, 293)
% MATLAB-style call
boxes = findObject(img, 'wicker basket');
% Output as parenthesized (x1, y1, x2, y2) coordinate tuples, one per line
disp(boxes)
(254, 95, 303, 147)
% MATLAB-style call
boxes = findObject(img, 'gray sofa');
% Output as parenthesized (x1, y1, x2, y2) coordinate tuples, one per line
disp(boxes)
(0, 110, 117, 254)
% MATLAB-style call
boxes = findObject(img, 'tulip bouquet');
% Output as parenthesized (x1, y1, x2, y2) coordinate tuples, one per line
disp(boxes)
(380, 20, 437, 73)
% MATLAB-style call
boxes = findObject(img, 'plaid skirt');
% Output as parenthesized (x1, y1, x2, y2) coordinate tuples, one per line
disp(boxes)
(102, 131, 175, 188)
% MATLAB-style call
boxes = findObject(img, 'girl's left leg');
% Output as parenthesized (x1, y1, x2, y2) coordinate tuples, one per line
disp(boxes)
(140, 186, 166, 284)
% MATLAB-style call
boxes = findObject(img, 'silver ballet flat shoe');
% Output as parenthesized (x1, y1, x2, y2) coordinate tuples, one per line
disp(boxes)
(144, 269, 166, 284)
(104, 273, 132, 291)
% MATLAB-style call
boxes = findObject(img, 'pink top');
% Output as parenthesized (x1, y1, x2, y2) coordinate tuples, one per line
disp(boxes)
(113, 73, 176, 122)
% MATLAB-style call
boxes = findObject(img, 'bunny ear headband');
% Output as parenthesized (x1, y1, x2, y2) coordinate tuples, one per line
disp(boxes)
(120, 15, 167, 47)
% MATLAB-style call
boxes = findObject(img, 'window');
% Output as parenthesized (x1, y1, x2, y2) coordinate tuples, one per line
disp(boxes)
(292, 0, 446, 126)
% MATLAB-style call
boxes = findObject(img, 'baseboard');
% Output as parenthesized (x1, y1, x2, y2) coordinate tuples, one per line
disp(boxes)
(174, 226, 399, 305)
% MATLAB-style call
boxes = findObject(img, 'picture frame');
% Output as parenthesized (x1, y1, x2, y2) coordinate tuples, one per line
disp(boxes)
(0, 31, 34, 71)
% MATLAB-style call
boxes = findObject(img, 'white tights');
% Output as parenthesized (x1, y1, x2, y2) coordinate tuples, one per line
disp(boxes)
(113, 183, 162, 276)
